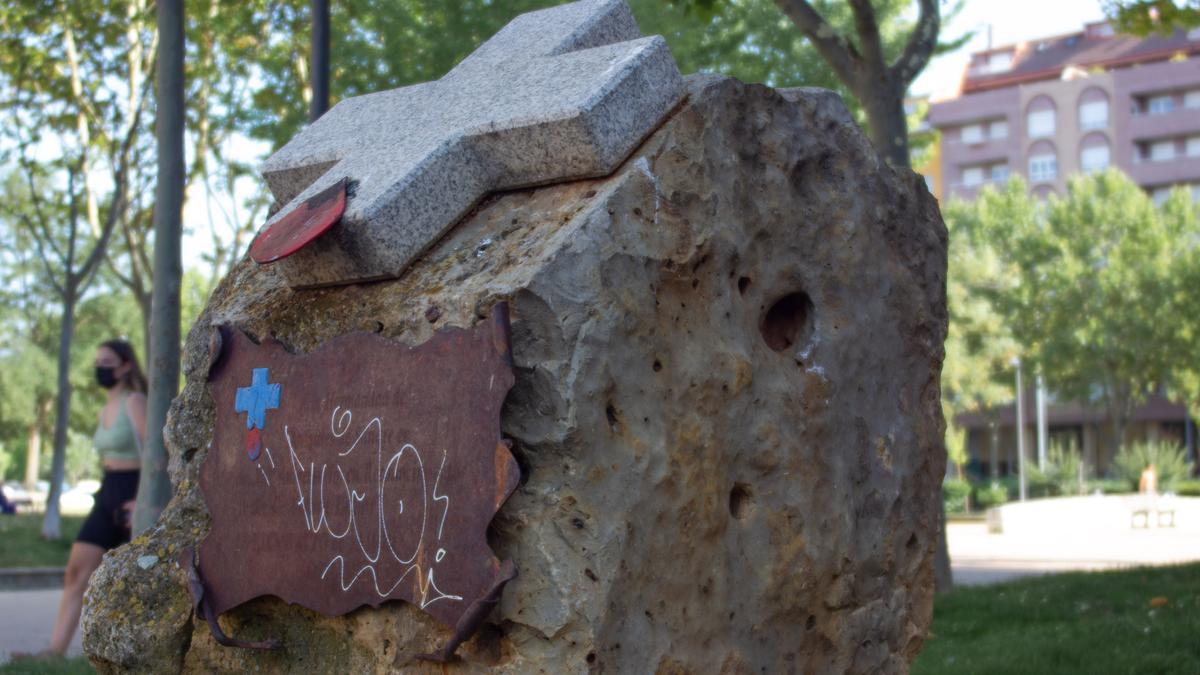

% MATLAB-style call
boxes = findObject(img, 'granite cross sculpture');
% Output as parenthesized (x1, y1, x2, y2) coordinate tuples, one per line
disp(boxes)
(253, 0, 684, 288)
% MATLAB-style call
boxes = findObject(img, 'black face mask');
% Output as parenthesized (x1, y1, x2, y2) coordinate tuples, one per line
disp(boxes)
(95, 366, 119, 389)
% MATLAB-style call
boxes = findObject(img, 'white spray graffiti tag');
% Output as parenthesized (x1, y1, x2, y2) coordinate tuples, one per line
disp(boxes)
(257, 405, 462, 610)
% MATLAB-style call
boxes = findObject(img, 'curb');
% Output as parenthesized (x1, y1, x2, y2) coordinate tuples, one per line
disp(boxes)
(0, 567, 65, 591)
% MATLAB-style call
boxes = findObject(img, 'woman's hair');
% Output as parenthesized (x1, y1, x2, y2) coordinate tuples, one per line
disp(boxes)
(99, 339, 147, 393)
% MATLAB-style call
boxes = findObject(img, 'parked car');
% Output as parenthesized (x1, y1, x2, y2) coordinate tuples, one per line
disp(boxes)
(1, 482, 34, 511)
(74, 479, 101, 495)
(60, 483, 97, 515)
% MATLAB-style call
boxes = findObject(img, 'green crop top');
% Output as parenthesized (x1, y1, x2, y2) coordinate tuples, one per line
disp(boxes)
(93, 395, 141, 463)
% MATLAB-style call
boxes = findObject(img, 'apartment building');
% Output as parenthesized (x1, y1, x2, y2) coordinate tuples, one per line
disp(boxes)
(928, 21, 1200, 203)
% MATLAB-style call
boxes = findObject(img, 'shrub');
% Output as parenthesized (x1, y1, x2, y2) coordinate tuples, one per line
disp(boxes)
(1027, 441, 1085, 497)
(1112, 441, 1193, 492)
(997, 475, 1021, 500)
(973, 481, 1008, 510)
(1088, 479, 1134, 495)
(1172, 479, 1200, 497)
(943, 478, 972, 514)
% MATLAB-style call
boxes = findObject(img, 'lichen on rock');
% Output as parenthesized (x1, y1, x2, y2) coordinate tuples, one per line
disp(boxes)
(83, 75, 947, 674)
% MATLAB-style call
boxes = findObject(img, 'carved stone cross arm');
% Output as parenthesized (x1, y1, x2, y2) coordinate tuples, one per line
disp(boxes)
(256, 0, 684, 288)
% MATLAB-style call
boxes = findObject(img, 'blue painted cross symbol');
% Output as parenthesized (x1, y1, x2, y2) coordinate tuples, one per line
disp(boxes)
(235, 368, 281, 431)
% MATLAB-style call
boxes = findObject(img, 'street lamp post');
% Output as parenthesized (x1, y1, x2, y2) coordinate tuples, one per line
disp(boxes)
(1013, 357, 1027, 501)
(1036, 373, 1047, 471)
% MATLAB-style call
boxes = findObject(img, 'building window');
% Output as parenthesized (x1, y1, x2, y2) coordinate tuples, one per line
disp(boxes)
(990, 120, 1009, 140)
(961, 124, 984, 144)
(1150, 140, 1176, 162)
(1081, 145, 1110, 172)
(1186, 90, 1200, 110)
(1152, 186, 1173, 206)
(1147, 95, 1175, 115)
(1027, 108, 1055, 137)
(1079, 100, 1108, 130)
(962, 166, 985, 187)
(991, 164, 1010, 183)
(1029, 154, 1057, 182)
(1187, 136, 1200, 158)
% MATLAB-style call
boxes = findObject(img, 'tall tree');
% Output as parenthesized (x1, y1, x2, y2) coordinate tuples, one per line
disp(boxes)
(940, 200, 1020, 476)
(1159, 189, 1200, 443)
(0, 1, 151, 538)
(964, 173, 1190, 458)
(3, 162, 135, 539)
(135, 0, 186, 535)
(104, 0, 270, 357)
(0, 218, 59, 488)
(1104, 0, 1200, 34)
(769, 0, 940, 167)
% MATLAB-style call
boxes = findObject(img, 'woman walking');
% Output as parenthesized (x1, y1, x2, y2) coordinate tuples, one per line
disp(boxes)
(41, 339, 146, 656)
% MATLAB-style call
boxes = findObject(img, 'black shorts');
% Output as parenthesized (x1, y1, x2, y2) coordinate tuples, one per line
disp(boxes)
(77, 470, 140, 550)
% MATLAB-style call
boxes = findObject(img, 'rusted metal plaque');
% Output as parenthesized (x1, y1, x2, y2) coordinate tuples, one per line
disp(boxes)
(198, 305, 518, 634)
(249, 177, 347, 264)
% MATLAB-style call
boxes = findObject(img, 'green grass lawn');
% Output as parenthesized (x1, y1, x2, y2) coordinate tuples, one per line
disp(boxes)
(0, 657, 93, 675)
(0, 514, 85, 568)
(913, 563, 1200, 675)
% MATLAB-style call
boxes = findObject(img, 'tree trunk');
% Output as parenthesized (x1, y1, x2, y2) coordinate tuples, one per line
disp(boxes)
(134, 0, 185, 536)
(140, 292, 152, 366)
(859, 83, 911, 169)
(933, 500, 953, 593)
(42, 289, 77, 540)
(24, 399, 48, 489)
(1105, 388, 1132, 461)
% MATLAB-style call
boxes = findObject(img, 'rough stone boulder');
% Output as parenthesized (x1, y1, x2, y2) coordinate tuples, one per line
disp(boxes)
(82, 75, 947, 674)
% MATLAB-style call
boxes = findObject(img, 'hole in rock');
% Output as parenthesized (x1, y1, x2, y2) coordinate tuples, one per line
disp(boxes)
(652, 359, 662, 372)
(738, 276, 751, 295)
(605, 403, 619, 430)
(759, 291, 814, 352)
(806, 615, 816, 630)
(728, 483, 753, 520)
(586, 652, 597, 664)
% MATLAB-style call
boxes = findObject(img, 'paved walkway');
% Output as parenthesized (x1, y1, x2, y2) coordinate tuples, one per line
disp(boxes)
(0, 588, 81, 664)
(948, 520, 1200, 585)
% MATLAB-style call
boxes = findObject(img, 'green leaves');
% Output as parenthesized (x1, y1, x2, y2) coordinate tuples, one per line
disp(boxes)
(943, 171, 1200, 452)
(1111, 441, 1193, 492)
(1103, 1, 1200, 36)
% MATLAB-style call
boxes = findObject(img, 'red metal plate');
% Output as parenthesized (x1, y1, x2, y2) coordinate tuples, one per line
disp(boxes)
(249, 177, 347, 264)
(198, 306, 519, 630)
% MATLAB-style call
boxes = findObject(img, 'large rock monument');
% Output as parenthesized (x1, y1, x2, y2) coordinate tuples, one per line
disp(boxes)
(81, 1, 948, 673)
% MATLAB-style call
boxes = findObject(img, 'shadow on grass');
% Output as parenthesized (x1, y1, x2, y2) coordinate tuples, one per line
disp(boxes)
(914, 562, 1200, 675)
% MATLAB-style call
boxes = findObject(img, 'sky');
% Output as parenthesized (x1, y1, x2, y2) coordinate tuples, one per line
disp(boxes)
(912, 0, 1108, 99)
